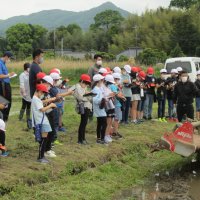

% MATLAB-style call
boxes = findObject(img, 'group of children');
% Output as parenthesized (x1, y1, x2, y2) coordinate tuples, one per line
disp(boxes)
(2, 57, 200, 163)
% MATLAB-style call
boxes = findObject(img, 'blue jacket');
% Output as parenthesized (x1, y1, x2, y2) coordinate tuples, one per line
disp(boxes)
(0, 59, 10, 83)
(92, 86, 107, 117)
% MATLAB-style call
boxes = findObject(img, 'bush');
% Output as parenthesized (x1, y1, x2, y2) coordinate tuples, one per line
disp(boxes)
(118, 55, 129, 62)
(137, 48, 167, 65)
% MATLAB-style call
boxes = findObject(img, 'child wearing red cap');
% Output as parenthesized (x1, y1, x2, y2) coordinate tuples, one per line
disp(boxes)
(31, 84, 57, 164)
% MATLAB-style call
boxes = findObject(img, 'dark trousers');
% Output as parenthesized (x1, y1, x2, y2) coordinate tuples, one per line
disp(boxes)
(158, 99, 166, 118)
(46, 111, 56, 151)
(122, 97, 131, 123)
(0, 131, 5, 146)
(0, 82, 12, 122)
(21, 98, 31, 110)
(177, 104, 194, 122)
(78, 108, 90, 143)
(97, 117, 107, 140)
(38, 137, 47, 159)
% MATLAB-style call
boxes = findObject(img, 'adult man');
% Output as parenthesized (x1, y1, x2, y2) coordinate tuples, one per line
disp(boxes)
(88, 54, 103, 80)
(29, 49, 44, 98)
(0, 51, 16, 121)
(173, 71, 197, 122)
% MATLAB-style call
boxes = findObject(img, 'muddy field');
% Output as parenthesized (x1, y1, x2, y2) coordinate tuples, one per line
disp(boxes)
(114, 157, 200, 200)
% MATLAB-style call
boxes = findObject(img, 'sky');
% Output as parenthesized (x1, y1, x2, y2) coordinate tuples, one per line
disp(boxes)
(0, 0, 171, 20)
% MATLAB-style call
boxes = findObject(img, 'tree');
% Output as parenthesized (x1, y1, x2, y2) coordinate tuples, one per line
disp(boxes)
(170, 0, 199, 9)
(137, 48, 167, 65)
(170, 44, 185, 57)
(170, 14, 200, 55)
(92, 10, 124, 31)
(6, 23, 47, 59)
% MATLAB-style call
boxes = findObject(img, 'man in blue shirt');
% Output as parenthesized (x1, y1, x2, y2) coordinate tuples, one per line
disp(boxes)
(0, 51, 16, 121)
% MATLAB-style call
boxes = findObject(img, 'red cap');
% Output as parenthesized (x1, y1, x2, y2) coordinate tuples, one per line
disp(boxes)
(37, 72, 46, 80)
(50, 69, 59, 74)
(131, 67, 139, 73)
(147, 67, 154, 75)
(137, 66, 142, 72)
(105, 67, 111, 73)
(80, 74, 91, 83)
(138, 71, 146, 80)
(36, 84, 49, 93)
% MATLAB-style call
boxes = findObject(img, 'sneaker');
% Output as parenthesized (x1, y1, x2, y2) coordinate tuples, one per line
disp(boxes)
(54, 140, 63, 145)
(58, 127, 67, 132)
(158, 118, 163, 122)
(162, 118, 167, 123)
(37, 158, 50, 164)
(96, 139, 105, 144)
(131, 120, 140, 124)
(49, 150, 56, 155)
(45, 151, 57, 158)
(168, 118, 174, 122)
(104, 135, 112, 143)
(116, 132, 123, 139)
(1, 151, 9, 157)
(173, 118, 178, 122)
(82, 140, 89, 145)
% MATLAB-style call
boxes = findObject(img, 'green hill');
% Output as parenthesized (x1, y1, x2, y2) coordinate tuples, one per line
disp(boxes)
(0, 2, 130, 35)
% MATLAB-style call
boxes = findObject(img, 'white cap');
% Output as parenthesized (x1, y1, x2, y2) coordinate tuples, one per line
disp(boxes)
(50, 72, 62, 80)
(177, 67, 183, 72)
(171, 69, 178, 74)
(93, 74, 104, 82)
(105, 74, 115, 84)
(112, 73, 121, 79)
(55, 68, 61, 74)
(99, 68, 107, 74)
(42, 75, 54, 86)
(197, 70, 200, 75)
(0, 119, 6, 132)
(160, 69, 167, 74)
(124, 65, 131, 73)
(113, 66, 121, 74)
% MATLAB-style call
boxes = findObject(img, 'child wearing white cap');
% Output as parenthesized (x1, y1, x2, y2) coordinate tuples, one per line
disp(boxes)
(92, 74, 107, 144)
(0, 119, 8, 157)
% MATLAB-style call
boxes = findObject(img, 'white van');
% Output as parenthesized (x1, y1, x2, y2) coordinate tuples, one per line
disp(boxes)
(165, 57, 200, 82)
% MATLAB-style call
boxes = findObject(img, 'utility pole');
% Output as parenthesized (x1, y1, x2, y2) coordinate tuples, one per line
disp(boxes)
(53, 29, 56, 58)
(61, 38, 64, 57)
(132, 25, 139, 57)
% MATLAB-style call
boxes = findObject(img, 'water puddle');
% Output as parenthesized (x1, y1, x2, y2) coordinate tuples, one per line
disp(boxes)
(114, 159, 200, 200)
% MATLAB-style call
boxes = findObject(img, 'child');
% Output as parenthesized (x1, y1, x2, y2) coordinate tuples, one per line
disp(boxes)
(156, 69, 167, 122)
(31, 84, 57, 163)
(121, 65, 132, 124)
(144, 67, 157, 120)
(0, 119, 8, 157)
(112, 73, 125, 138)
(73, 74, 92, 144)
(19, 63, 31, 121)
(137, 71, 146, 122)
(92, 74, 107, 144)
(130, 67, 141, 124)
(195, 70, 200, 120)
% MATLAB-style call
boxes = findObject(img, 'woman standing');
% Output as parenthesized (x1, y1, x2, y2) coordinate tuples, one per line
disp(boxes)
(19, 63, 31, 121)
(74, 74, 92, 145)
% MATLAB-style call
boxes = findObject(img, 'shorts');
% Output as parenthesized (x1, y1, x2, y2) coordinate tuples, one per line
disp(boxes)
(106, 109, 115, 118)
(115, 107, 122, 121)
(196, 97, 200, 112)
(131, 94, 141, 101)
(41, 124, 52, 133)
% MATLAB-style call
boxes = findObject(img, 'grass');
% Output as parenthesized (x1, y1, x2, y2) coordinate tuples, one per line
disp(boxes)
(0, 61, 189, 200)
(0, 97, 193, 200)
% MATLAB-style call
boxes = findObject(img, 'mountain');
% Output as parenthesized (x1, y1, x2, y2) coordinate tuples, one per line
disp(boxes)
(0, 2, 130, 35)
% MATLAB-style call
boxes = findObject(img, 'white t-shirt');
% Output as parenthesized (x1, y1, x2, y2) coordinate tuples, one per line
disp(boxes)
(31, 96, 50, 127)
